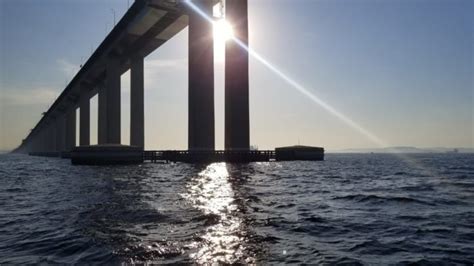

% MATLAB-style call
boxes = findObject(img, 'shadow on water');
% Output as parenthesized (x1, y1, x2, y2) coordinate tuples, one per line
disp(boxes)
(77, 163, 198, 264)
(52, 164, 174, 264)
(76, 166, 163, 261)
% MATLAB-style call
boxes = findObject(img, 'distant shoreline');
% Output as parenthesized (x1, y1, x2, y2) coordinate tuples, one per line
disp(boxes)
(329, 147, 474, 154)
(327, 151, 474, 154)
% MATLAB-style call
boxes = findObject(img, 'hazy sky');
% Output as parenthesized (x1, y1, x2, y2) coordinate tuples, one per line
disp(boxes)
(0, 0, 472, 151)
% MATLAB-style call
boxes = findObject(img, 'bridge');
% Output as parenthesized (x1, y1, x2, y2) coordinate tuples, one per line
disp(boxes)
(14, 0, 324, 164)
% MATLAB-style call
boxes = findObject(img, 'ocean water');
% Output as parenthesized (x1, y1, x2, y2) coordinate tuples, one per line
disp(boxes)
(0, 153, 473, 264)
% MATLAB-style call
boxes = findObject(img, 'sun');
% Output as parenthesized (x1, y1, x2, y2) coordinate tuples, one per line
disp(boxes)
(213, 19, 234, 62)
(213, 19, 234, 43)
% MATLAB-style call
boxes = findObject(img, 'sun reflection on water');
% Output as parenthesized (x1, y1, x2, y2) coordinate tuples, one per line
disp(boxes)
(182, 163, 253, 264)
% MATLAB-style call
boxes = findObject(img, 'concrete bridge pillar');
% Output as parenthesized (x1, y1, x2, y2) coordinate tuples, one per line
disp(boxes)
(38, 131, 42, 152)
(29, 135, 36, 153)
(46, 123, 52, 152)
(39, 129, 44, 151)
(79, 84, 90, 146)
(39, 130, 45, 152)
(105, 57, 121, 144)
(48, 121, 57, 152)
(30, 135, 36, 153)
(188, 0, 215, 151)
(130, 55, 144, 148)
(32, 138, 36, 153)
(39, 134, 44, 152)
(46, 127, 52, 151)
(31, 137, 35, 153)
(225, 0, 250, 151)
(56, 114, 66, 153)
(65, 109, 76, 151)
(98, 82, 107, 145)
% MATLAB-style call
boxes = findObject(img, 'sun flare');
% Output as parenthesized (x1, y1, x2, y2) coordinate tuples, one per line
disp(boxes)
(213, 19, 234, 61)
(213, 19, 234, 43)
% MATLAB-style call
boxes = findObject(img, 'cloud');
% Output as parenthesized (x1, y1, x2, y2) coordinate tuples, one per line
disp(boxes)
(7, 57, 187, 100)
(0, 86, 59, 107)
(146, 58, 187, 69)
(57, 58, 80, 79)
(0, 59, 77, 107)
(142, 57, 187, 92)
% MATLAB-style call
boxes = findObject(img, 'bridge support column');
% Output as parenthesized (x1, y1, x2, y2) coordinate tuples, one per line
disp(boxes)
(33, 137, 38, 152)
(49, 121, 57, 152)
(30, 136, 37, 153)
(130, 56, 144, 148)
(56, 114, 66, 153)
(105, 57, 121, 144)
(32, 138, 37, 153)
(225, 0, 250, 151)
(98, 82, 107, 144)
(42, 129, 48, 152)
(188, 0, 215, 151)
(79, 85, 90, 146)
(47, 127, 53, 151)
(71, 58, 143, 165)
(65, 109, 76, 151)
(39, 130, 45, 152)
(30, 138, 35, 153)
(42, 129, 46, 152)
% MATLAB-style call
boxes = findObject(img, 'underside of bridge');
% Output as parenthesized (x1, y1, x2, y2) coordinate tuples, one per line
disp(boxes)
(15, 0, 252, 163)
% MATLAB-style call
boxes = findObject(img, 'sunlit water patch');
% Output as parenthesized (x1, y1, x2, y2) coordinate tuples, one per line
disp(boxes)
(182, 163, 255, 264)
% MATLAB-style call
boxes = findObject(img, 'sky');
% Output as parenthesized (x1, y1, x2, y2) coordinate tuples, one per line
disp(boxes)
(0, 0, 472, 151)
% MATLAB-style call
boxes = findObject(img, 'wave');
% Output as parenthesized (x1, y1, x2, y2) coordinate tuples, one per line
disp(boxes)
(116, 242, 184, 263)
(332, 194, 435, 205)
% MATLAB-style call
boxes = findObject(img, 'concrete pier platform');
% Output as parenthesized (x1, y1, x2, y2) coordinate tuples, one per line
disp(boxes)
(275, 146, 325, 161)
(145, 146, 324, 164)
(145, 150, 275, 163)
(29, 146, 324, 165)
(71, 145, 143, 165)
